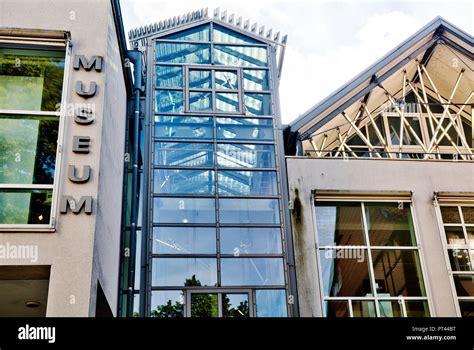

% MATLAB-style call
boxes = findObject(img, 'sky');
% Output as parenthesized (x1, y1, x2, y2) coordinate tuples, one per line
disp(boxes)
(121, 0, 473, 124)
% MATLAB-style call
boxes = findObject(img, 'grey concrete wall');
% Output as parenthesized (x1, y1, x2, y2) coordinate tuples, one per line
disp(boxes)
(286, 157, 474, 317)
(0, 0, 127, 316)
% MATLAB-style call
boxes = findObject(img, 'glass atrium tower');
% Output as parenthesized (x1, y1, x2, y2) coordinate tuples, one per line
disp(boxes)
(120, 9, 297, 317)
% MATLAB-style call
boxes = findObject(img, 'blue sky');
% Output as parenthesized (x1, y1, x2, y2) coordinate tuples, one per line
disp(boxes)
(121, 0, 473, 123)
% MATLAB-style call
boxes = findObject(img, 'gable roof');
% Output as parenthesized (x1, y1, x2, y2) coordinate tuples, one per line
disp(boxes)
(287, 16, 473, 145)
(128, 8, 288, 48)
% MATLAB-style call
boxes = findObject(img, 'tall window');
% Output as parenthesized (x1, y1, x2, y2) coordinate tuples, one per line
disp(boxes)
(438, 205, 474, 317)
(0, 48, 65, 226)
(315, 201, 430, 317)
(127, 21, 290, 318)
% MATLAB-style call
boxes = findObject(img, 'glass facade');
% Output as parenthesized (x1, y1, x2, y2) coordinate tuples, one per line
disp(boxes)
(0, 48, 65, 226)
(439, 205, 474, 317)
(315, 201, 429, 317)
(121, 21, 290, 317)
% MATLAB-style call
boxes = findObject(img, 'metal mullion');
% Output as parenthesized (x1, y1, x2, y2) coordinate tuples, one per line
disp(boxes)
(219, 223, 281, 228)
(220, 254, 284, 258)
(153, 165, 214, 170)
(213, 42, 269, 48)
(152, 254, 217, 258)
(218, 293, 223, 317)
(361, 202, 380, 317)
(400, 298, 408, 317)
(459, 206, 471, 252)
(210, 113, 222, 288)
(152, 193, 215, 198)
(152, 223, 217, 228)
(153, 138, 214, 143)
(348, 299, 354, 317)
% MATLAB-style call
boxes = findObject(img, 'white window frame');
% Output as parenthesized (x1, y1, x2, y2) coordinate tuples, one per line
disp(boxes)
(434, 198, 474, 317)
(312, 196, 432, 317)
(0, 38, 71, 232)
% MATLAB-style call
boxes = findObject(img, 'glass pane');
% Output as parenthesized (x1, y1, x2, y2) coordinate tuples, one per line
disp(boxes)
(315, 202, 366, 246)
(216, 117, 273, 141)
(0, 189, 52, 224)
(150, 291, 184, 318)
(220, 227, 283, 254)
(154, 142, 214, 167)
(152, 258, 217, 287)
(467, 228, 474, 249)
(448, 249, 471, 271)
(367, 117, 386, 146)
(365, 203, 417, 246)
(155, 90, 184, 113)
(216, 93, 239, 113)
(255, 289, 287, 317)
(153, 227, 216, 254)
(154, 169, 214, 195)
(453, 275, 474, 296)
(216, 144, 275, 168)
(405, 300, 430, 317)
(378, 300, 402, 317)
(222, 294, 250, 318)
(154, 116, 213, 140)
(352, 301, 376, 317)
(243, 70, 269, 91)
(444, 226, 466, 245)
(218, 170, 277, 196)
(371, 250, 426, 296)
(319, 249, 372, 297)
(221, 258, 285, 286)
(215, 71, 238, 90)
(0, 48, 65, 111)
(156, 65, 183, 87)
(219, 198, 280, 224)
(244, 93, 272, 115)
(162, 24, 210, 41)
(213, 24, 261, 44)
(388, 116, 423, 146)
(189, 70, 211, 89)
(153, 197, 215, 224)
(156, 42, 211, 64)
(189, 92, 212, 111)
(462, 207, 474, 224)
(191, 294, 218, 317)
(441, 206, 461, 223)
(459, 301, 474, 317)
(325, 301, 349, 317)
(0, 115, 58, 184)
(214, 45, 268, 67)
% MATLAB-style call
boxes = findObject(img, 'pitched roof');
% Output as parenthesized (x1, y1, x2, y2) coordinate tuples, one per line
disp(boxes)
(128, 8, 288, 48)
(288, 16, 473, 143)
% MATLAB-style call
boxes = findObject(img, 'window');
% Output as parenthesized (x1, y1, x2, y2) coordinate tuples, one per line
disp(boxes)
(315, 201, 429, 317)
(186, 68, 241, 113)
(438, 205, 474, 317)
(0, 48, 65, 226)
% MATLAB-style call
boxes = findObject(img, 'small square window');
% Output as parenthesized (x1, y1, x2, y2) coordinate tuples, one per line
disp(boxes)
(189, 92, 212, 111)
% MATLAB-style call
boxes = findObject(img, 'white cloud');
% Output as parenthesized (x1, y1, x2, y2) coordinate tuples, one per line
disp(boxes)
(121, 0, 472, 123)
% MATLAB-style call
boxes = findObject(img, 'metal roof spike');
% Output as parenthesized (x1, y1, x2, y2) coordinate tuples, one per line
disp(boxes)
(221, 10, 227, 22)
(251, 23, 257, 32)
(266, 29, 272, 38)
(259, 26, 265, 36)
(244, 20, 249, 30)
(214, 8, 220, 18)
(236, 16, 242, 27)
(203, 8, 209, 18)
(185, 13, 190, 22)
(282, 34, 288, 44)
(229, 14, 234, 24)
(274, 32, 280, 41)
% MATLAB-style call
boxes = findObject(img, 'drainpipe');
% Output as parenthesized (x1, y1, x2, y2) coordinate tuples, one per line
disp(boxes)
(126, 49, 143, 317)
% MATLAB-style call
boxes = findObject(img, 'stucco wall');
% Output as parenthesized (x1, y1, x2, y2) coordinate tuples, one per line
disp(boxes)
(0, 0, 126, 316)
(286, 157, 474, 317)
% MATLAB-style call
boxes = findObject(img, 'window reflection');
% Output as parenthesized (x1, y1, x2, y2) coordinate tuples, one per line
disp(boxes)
(219, 198, 280, 224)
(222, 294, 250, 318)
(221, 258, 285, 286)
(153, 227, 216, 254)
(154, 169, 215, 195)
(218, 170, 277, 196)
(371, 249, 426, 296)
(155, 42, 211, 64)
(216, 117, 273, 141)
(152, 258, 217, 287)
(156, 65, 183, 88)
(191, 293, 219, 317)
(0, 189, 52, 224)
(216, 143, 276, 168)
(255, 289, 287, 317)
(154, 142, 214, 167)
(155, 90, 184, 113)
(220, 227, 282, 254)
(214, 45, 268, 67)
(325, 301, 349, 318)
(154, 116, 213, 140)
(244, 93, 272, 115)
(153, 197, 215, 224)
(150, 291, 184, 318)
